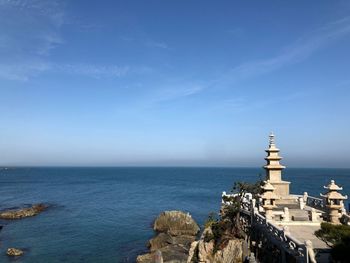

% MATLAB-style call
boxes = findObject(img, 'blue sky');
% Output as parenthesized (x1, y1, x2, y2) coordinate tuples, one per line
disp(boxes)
(1, 0, 350, 167)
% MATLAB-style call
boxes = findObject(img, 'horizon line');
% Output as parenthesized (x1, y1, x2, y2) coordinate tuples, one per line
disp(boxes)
(1, 165, 349, 169)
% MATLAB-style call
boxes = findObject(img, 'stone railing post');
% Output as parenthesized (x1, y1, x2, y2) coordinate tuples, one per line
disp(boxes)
(341, 207, 346, 215)
(305, 240, 316, 263)
(311, 208, 318, 222)
(252, 198, 256, 209)
(299, 197, 305, 210)
(282, 207, 290, 222)
(154, 250, 163, 263)
(303, 192, 308, 202)
(222, 191, 226, 204)
(258, 198, 264, 213)
(283, 225, 290, 236)
(265, 209, 273, 221)
(248, 252, 257, 263)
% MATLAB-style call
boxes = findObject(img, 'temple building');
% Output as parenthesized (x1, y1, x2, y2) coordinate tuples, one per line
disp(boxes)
(263, 133, 290, 198)
(223, 133, 350, 263)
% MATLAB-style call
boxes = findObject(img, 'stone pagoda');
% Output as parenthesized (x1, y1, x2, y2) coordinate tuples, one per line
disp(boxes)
(263, 133, 290, 198)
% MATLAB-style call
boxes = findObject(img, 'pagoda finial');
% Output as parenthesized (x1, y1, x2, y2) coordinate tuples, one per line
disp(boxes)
(269, 132, 275, 146)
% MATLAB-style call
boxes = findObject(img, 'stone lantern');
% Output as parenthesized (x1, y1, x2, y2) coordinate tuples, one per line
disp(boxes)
(320, 180, 348, 224)
(260, 180, 279, 220)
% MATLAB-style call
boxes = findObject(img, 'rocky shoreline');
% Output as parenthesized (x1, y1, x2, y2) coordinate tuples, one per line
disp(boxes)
(137, 210, 248, 263)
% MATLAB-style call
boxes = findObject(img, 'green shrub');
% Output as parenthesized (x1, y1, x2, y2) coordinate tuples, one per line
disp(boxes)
(203, 179, 263, 253)
(315, 222, 350, 262)
(204, 212, 218, 229)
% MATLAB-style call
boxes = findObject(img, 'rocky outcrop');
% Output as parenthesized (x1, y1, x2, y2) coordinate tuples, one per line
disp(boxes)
(137, 211, 200, 263)
(187, 227, 247, 263)
(137, 245, 189, 263)
(7, 248, 24, 257)
(149, 233, 195, 251)
(187, 239, 245, 263)
(136, 210, 248, 263)
(154, 211, 200, 236)
(0, 204, 48, 219)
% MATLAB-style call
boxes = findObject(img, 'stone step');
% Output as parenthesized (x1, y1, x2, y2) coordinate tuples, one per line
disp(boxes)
(276, 204, 300, 210)
(276, 199, 298, 205)
(290, 210, 309, 221)
(292, 215, 309, 221)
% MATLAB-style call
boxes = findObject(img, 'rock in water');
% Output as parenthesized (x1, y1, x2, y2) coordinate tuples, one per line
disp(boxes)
(7, 248, 24, 257)
(0, 204, 48, 219)
(154, 211, 200, 236)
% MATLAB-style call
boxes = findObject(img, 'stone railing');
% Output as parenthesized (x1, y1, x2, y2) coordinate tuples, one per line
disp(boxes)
(222, 192, 252, 207)
(341, 213, 350, 225)
(222, 192, 318, 262)
(306, 196, 326, 211)
(253, 211, 309, 262)
(222, 192, 253, 218)
(241, 199, 252, 213)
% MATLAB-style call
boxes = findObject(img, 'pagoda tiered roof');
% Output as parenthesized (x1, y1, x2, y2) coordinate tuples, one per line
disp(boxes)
(324, 180, 343, 191)
(264, 164, 286, 170)
(265, 156, 283, 160)
(321, 180, 348, 200)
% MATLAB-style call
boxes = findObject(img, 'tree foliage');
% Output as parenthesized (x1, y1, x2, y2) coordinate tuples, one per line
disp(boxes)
(232, 179, 263, 199)
(204, 178, 263, 252)
(315, 222, 350, 262)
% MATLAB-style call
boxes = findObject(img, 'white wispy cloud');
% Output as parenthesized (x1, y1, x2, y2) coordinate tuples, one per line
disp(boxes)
(149, 83, 204, 104)
(0, 0, 65, 27)
(0, 0, 65, 80)
(0, 61, 50, 81)
(54, 64, 130, 78)
(226, 27, 244, 37)
(145, 40, 169, 49)
(145, 17, 350, 105)
(0, 1, 132, 81)
(0, 62, 131, 81)
(212, 17, 350, 88)
(120, 35, 170, 50)
(35, 33, 64, 56)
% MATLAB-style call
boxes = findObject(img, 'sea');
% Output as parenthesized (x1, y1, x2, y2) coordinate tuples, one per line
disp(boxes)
(0, 167, 349, 263)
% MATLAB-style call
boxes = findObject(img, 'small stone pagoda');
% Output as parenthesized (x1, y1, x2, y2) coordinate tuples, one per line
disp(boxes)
(321, 180, 348, 224)
(263, 133, 290, 198)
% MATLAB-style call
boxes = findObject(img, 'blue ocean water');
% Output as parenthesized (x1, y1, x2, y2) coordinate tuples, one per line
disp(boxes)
(0, 167, 349, 262)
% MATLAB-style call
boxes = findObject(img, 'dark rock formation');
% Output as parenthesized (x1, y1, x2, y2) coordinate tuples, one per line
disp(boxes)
(0, 204, 48, 219)
(137, 211, 200, 263)
(7, 248, 24, 257)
